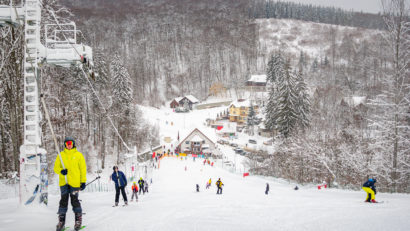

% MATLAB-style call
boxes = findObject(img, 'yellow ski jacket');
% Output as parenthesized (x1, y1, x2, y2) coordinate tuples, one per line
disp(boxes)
(54, 147, 87, 187)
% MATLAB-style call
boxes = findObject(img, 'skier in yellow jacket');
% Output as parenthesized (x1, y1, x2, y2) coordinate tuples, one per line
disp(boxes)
(216, 178, 224, 194)
(54, 137, 87, 231)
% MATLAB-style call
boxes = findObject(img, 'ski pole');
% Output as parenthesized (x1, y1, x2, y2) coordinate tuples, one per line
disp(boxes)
(73, 176, 101, 194)
(85, 176, 101, 187)
(40, 94, 67, 184)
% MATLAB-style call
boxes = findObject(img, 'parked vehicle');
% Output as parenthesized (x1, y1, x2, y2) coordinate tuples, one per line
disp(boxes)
(248, 139, 257, 144)
(230, 143, 238, 147)
(223, 161, 233, 167)
(175, 107, 189, 113)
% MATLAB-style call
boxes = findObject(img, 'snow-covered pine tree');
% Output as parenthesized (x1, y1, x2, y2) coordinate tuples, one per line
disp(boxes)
(265, 53, 283, 133)
(311, 57, 319, 73)
(264, 84, 277, 133)
(247, 102, 256, 136)
(266, 52, 285, 84)
(268, 59, 299, 138)
(295, 68, 310, 131)
(110, 53, 133, 113)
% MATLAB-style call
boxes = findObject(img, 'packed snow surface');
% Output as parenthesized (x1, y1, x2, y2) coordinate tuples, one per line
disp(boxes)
(1, 157, 410, 231)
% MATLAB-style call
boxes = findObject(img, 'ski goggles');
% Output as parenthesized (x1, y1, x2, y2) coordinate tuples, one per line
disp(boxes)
(65, 141, 73, 146)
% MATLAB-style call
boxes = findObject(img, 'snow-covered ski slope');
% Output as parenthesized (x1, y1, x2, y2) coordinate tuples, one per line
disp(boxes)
(1, 157, 410, 231)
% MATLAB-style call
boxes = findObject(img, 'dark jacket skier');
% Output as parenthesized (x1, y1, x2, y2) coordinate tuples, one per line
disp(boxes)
(111, 166, 128, 206)
(138, 178, 145, 194)
(265, 183, 269, 195)
(216, 178, 224, 194)
(362, 178, 377, 203)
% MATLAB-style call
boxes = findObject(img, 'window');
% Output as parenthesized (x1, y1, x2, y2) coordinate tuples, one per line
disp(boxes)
(202, 141, 205, 144)
(185, 141, 189, 144)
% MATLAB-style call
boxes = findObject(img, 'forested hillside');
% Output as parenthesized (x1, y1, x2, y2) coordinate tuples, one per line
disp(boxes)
(62, 0, 258, 105)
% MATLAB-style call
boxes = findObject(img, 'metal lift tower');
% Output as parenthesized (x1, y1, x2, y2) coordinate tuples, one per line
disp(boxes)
(0, 0, 93, 205)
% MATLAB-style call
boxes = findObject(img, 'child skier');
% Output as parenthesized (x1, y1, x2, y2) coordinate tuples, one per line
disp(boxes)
(144, 181, 149, 193)
(362, 178, 377, 203)
(131, 182, 138, 202)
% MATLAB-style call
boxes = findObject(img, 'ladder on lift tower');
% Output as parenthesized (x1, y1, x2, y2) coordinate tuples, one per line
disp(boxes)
(0, 0, 94, 206)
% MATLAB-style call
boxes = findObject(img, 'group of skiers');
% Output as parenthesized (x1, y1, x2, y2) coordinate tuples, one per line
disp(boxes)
(53, 137, 151, 231)
(111, 167, 150, 206)
(199, 178, 224, 194)
(53, 136, 379, 231)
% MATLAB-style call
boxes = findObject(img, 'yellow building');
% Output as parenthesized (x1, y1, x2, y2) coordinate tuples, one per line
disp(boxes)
(229, 100, 259, 124)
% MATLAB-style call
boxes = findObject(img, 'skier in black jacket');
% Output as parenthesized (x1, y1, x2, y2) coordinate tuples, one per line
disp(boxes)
(138, 177, 145, 194)
(265, 183, 269, 195)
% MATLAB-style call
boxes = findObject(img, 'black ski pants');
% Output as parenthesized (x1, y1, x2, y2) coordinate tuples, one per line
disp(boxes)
(139, 185, 144, 194)
(58, 184, 82, 214)
(115, 186, 128, 203)
(217, 186, 222, 194)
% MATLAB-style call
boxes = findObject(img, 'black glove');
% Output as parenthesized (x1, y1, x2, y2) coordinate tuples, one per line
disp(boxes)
(81, 183, 86, 191)
(61, 169, 68, 175)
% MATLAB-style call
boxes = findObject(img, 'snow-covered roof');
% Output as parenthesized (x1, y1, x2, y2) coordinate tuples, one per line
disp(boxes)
(185, 95, 199, 104)
(191, 135, 203, 142)
(174, 97, 184, 102)
(178, 128, 217, 147)
(342, 96, 366, 107)
(230, 100, 251, 108)
(248, 75, 267, 83)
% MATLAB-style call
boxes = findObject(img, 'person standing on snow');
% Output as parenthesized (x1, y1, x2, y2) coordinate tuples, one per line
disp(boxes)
(196, 184, 200, 192)
(54, 136, 87, 231)
(362, 178, 377, 203)
(265, 183, 269, 195)
(216, 178, 224, 194)
(112, 166, 128, 206)
(130, 182, 138, 202)
(138, 177, 145, 194)
(144, 181, 149, 193)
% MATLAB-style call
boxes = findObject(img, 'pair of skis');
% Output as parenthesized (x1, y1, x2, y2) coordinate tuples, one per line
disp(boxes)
(112, 203, 129, 207)
(62, 225, 86, 231)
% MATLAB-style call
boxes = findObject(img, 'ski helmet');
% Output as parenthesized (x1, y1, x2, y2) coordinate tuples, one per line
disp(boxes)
(64, 136, 76, 148)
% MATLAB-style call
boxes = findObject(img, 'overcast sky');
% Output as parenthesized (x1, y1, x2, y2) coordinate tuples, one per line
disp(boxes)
(283, 0, 383, 14)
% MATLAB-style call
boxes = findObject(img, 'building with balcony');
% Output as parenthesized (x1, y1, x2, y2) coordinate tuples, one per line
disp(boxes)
(228, 100, 259, 124)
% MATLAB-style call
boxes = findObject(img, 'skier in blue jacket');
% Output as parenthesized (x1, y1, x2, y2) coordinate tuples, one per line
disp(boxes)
(112, 166, 128, 206)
